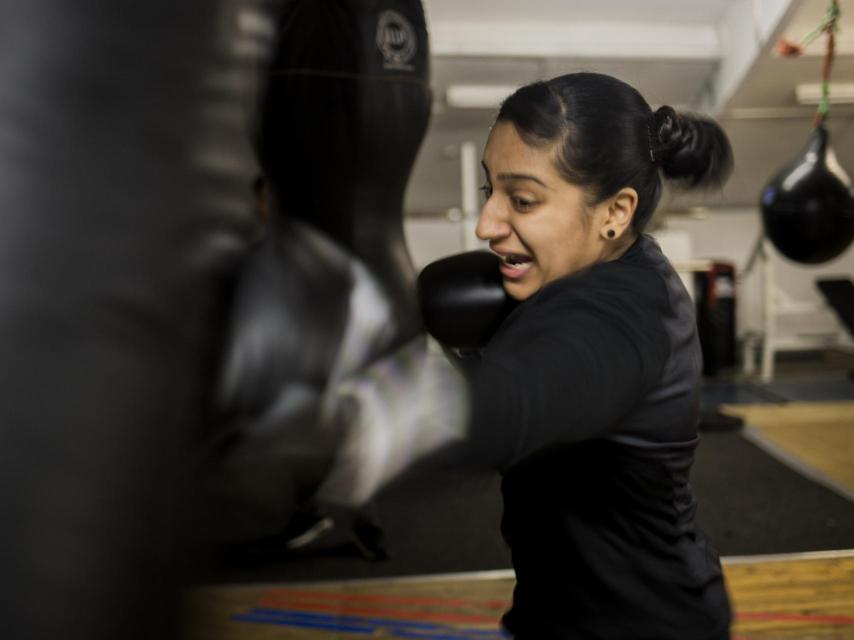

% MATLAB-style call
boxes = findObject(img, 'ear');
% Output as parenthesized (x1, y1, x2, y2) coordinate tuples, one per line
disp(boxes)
(600, 187, 638, 240)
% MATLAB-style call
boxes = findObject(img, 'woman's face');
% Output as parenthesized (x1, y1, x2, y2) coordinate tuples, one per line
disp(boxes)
(476, 121, 613, 301)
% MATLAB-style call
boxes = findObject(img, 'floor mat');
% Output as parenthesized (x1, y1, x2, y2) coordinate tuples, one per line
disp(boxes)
(206, 429, 854, 586)
(720, 401, 854, 500)
(691, 429, 854, 556)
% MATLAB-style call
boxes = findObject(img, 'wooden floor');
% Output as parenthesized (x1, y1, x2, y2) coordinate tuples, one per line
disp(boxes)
(187, 551, 854, 640)
(722, 401, 854, 495)
(725, 552, 854, 639)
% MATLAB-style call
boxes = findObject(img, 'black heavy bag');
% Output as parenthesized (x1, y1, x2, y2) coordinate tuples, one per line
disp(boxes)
(257, 0, 430, 340)
(202, 0, 432, 539)
(760, 125, 854, 264)
(0, 1, 261, 639)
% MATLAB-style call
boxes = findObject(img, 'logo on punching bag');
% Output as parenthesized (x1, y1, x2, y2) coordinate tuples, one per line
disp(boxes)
(376, 10, 417, 71)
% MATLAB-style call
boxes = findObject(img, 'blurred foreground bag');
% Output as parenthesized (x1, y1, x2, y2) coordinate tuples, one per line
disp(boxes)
(0, 2, 263, 638)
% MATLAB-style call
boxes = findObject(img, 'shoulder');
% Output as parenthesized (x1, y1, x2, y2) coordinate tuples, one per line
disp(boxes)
(487, 237, 676, 381)
(517, 237, 672, 330)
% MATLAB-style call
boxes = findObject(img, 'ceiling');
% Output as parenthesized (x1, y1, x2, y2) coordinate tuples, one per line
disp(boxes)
(404, 0, 854, 219)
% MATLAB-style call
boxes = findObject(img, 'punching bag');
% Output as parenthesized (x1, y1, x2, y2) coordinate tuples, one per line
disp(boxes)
(258, 0, 430, 340)
(200, 0, 432, 540)
(760, 125, 854, 263)
(0, 1, 262, 639)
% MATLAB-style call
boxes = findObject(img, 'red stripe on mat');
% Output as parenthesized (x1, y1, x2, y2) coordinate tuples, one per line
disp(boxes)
(259, 592, 854, 630)
(737, 611, 854, 625)
(263, 589, 509, 610)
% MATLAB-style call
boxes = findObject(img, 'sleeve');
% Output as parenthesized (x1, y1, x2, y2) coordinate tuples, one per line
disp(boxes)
(461, 286, 670, 471)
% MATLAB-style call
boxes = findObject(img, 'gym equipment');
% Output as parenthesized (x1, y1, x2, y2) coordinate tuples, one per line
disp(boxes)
(748, 2, 854, 380)
(0, 1, 261, 638)
(201, 0, 433, 540)
(816, 278, 854, 337)
(750, 127, 854, 380)
(418, 251, 517, 351)
(761, 1, 854, 265)
(256, 0, 430, 344)
(694, 262, 737, 377)
(760, 125, 854, 264)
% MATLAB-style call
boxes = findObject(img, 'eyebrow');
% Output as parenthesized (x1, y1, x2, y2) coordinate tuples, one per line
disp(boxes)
(481, 162, 550, 189)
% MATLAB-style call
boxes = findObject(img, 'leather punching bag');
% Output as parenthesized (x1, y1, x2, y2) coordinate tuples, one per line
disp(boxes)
(760, 125, 854, 263)
(257, 0, 430, 340)
(0, 1, 262, 639)
(201, 0, 432, 540)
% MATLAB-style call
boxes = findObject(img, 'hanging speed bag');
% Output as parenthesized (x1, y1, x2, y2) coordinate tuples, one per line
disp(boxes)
(760, 125, 854, 264)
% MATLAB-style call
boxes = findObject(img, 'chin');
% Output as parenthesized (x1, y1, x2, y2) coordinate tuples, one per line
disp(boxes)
(503, 280, 537, 301)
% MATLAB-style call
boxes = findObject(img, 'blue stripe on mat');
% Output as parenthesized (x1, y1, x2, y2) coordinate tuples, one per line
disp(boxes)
(246, 608, 444, 630)
(232, 608, 510, 638)
(232, 613, 374, 633)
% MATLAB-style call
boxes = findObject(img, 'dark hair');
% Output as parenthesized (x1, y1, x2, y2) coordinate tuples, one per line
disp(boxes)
(496, 73, 732, 232)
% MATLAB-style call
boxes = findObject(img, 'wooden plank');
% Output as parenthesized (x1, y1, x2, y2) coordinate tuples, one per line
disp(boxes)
(725, 554, 854, 639)
(186, 554, 854, 639)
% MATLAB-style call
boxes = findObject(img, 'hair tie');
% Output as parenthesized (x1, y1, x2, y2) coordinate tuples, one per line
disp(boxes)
(648, 116, 659, 164)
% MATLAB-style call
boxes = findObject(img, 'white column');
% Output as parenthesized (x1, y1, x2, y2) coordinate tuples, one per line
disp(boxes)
(459, 141, 482, 251)
(760, 237, 776, 382)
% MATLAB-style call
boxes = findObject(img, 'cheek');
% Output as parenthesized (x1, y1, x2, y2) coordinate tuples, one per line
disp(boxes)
(517, 205, 588, 269)
(542, 220, 591, 276)
(548, 219, 585, 255)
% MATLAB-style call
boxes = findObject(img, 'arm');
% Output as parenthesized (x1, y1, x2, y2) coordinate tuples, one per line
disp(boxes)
(463, 286, 670, 470)
(316, 270, 670, 505)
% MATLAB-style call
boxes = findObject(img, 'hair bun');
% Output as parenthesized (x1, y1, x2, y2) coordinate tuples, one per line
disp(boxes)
(651, 105, 732, 188)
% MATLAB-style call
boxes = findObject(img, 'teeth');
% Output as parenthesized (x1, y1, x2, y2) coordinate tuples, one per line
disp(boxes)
(501, 254, 530, 268)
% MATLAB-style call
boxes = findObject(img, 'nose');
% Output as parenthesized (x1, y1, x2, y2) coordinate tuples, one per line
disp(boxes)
(475, 198, 511, 242)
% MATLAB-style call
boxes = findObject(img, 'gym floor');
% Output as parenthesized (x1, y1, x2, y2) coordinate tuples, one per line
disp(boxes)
(188, 552, 854, 639)
(189, 349, 854, 639)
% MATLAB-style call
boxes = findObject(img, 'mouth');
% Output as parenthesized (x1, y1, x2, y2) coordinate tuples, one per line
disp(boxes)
(493, 250, 533, 279)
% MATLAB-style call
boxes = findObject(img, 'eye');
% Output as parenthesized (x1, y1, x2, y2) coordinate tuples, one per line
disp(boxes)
(479, 184, 493, 200)
(511, 196, 535, 212)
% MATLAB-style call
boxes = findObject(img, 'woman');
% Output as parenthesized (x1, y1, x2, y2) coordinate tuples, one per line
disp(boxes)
(322, 72, 733, 639)
(464, 72, 733, 639)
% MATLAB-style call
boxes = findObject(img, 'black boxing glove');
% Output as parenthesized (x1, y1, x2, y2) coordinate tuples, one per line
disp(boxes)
(417, 251, 517, 351)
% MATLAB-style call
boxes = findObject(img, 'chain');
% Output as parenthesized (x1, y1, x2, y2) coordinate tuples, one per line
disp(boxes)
(815, 0, 840, 127)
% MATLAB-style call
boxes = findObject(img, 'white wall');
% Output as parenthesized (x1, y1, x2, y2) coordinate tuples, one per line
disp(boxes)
(404, 217, 483, 269)
(660, 208, 853, 342)
(405, 209, 854, 342)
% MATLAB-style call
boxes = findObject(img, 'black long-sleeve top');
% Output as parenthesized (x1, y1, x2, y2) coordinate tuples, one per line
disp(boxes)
(464, 235, 731, 640)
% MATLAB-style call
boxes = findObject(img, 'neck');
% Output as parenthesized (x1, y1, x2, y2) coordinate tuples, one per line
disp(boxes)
(602, 230, 639, 263)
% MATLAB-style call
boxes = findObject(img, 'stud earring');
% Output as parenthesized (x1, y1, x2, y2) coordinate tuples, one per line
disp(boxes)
(606, 229, 616, 239)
